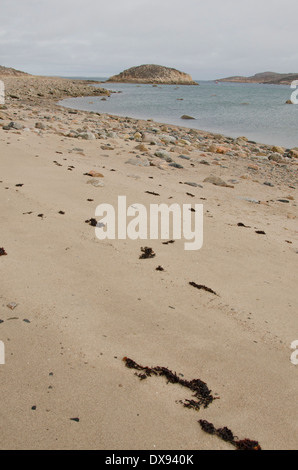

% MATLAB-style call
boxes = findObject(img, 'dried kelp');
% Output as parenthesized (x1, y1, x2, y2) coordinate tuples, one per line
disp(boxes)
(237, 223, 251, 228)
(145, 191, 160, 196)
(123, 357, 217, 411)
(235, 439, 262, 451)
(123, 358, 261, 450)
(199, 420, 261, 451)
(156, 265, 165, 271)
(189, 282, 218, 296)
(85, 218, 97, 227)
(0, 248, 7, 256)
(139, 247, 156, 259)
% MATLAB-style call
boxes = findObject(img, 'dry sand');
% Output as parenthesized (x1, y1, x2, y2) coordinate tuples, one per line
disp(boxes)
(0, 76, 297, 450)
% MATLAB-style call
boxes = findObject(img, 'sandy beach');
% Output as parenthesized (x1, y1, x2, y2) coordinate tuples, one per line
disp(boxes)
(0, 75, 297, 450)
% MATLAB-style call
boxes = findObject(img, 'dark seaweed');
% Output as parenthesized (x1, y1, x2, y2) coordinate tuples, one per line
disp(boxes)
(123, 357, 261, 450)
(139, 247, 156, 259)
(235, 439, 262, 451)
(199, 420, 261, 451)
(189, 282, 218, 296)
(145, 191, 160, 196)
(156, 266, 165, 271)
(237, 223, 251, 228)
(123, 357, 216, 411)
(0, 248, 7, 256)
(85, 218, 97, 227)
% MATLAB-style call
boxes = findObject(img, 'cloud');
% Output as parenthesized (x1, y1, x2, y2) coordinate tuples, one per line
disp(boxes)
(0, 0, 297, 78)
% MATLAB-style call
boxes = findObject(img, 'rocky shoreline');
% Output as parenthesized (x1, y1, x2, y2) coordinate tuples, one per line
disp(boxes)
(0, 75, 297, 187)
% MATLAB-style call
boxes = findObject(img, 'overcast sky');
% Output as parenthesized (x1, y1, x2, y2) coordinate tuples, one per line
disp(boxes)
(0, 0, 297, 79)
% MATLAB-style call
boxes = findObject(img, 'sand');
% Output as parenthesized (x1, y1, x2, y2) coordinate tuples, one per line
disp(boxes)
(0, 75, 297, 450)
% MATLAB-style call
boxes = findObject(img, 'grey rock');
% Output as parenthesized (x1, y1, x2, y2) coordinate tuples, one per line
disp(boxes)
(86, 179, 104, 187)
(79, 131, 96, 140)
(268, 153, 284, 163)
(154, 150, 173, 162)
(125, 157, 150, 167)
(238, 196, 260, 204)
(184, 182, 203, 188)
(181, 115, 196, 120)
(159, 134, 177, 144)
(178, 155, 191, 160)
(169, 162, 184, 169)
(204, 176, 231, 187)
(35, 122, 47, 130)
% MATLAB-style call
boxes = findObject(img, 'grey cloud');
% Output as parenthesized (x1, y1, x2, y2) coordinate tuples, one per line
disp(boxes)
(0, 0, 297, 79)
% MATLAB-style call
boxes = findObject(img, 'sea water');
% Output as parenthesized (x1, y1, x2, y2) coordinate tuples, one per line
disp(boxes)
(59, 80, 298, 148)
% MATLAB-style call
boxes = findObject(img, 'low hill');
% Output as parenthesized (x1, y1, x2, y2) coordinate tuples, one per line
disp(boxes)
(0, 65, 30, 77)
(107, 64, 198, 85)
(218, 72, 298, 85)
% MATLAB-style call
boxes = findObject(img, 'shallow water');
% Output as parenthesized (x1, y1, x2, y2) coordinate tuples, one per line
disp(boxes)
(60, 80, 298, 148)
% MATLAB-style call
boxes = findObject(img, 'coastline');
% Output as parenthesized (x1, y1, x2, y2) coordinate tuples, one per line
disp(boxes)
(0, 75, 297, 450)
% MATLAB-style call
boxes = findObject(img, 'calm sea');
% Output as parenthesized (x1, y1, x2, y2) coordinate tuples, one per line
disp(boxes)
(59, 79, 298, 148)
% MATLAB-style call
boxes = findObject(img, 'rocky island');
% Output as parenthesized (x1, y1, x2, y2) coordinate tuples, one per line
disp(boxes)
(218, 71, 298, 85)
(107, 64, 198, 85)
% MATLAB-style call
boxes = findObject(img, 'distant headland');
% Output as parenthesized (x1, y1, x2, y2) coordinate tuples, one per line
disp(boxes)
(0, 65, 30, 77)
(217, 71, 298, 85)
(107, 64, 198, 85)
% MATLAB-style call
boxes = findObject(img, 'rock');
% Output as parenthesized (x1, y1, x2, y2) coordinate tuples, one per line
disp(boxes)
(215, 146, 229, 154)
(169, 162, 184, 169)
(238, 197, 260, 204)
(181, 115, 195, 120)
(159, 134, 177, 144)
(135, 143, 149, 152)
(154, 150, 173, 162)
(7, 302, 18, 310)
(285, 100, 293, 104)
(87, 171, 104, 178)
(288, 149, 298, 159)
(208, 144, 229, 154)
(204, 175, 233, 188)
(86, 179, 104, 187)
(184, 182, 203, 188)
(142, 133, 160, 144)
(268, 153, 284, 163)
(178, 155, 191, 160)
(101, 145, 114, 150)
(208, 144, 218, 153)
(4, 121, 23, 130)
(35, 122, 47, 130)
(271, 145, 285, 154)
(79, 131, 96, 140)
(125, 157, 150, 167)
(106, 131, 117, 138)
